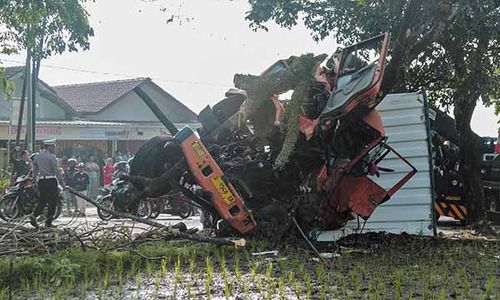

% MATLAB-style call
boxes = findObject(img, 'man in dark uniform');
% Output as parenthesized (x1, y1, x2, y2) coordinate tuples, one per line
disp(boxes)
(30, 139, 65, 228)
(10, 146, 31, 182)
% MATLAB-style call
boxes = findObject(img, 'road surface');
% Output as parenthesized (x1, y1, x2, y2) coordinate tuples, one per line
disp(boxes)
(51, 207, 204, 231)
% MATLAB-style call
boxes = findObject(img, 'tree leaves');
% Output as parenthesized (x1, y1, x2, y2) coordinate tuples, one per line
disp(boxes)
(245, 0, 499, 113)
(0, 0, 94, 60)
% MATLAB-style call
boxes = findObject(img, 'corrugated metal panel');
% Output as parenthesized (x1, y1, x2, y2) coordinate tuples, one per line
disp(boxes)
(316, 92, 434, 241)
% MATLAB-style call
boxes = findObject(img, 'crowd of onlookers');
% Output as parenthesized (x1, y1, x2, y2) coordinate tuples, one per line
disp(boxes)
(9, 146, 133, 217)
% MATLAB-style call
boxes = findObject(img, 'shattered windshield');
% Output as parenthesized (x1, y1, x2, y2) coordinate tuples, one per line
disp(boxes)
(336, 37, 384, 89)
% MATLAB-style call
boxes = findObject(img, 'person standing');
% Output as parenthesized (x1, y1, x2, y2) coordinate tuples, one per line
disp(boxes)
(30, 139, 65, 228)
(10, 147, 31, 182)
(114, 151, 123, 163)
(86, 155, 100, 199)
(73, 163, 90, 217)
(122, 150, 130, 162)
(64, 158, 78, 213)
(102, 158, 115, 186)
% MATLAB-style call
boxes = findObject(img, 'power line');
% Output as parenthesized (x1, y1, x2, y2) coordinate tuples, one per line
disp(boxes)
(0, 58, 233, 88)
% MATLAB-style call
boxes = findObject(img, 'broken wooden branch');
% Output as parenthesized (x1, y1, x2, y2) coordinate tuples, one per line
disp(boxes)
(66, 187, 244, 247)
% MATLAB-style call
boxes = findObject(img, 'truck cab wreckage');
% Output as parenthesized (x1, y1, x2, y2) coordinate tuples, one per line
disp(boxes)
(126, 33, 417, 241)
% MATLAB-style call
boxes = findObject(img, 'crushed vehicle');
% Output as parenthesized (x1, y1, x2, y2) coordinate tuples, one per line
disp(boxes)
(125, 33, 417, 241)
(430, 109, 500, 224)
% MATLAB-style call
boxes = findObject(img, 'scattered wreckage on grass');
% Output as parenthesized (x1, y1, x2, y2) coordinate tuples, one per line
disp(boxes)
(124, 33, 417, 242)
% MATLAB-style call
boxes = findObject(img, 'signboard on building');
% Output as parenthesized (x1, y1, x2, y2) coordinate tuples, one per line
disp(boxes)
(8, 125, 62, 138)
(79, 127, 129, 140)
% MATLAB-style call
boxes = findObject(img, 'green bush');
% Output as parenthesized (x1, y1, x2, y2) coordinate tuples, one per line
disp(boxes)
(0, 169, 11, 197)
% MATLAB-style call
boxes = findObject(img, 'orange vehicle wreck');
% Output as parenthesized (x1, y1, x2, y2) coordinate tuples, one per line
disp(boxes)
(125, 33, 417, 241)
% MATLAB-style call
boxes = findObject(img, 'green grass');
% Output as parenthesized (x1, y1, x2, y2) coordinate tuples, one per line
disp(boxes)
(0, 233, 498, 299)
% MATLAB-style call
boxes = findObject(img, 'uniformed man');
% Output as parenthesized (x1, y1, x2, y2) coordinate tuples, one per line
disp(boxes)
(9, 146, 31, 182)
(30, 139, 65, 228)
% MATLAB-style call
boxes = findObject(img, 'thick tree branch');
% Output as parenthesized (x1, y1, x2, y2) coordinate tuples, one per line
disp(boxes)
(381, 0, 459, 96)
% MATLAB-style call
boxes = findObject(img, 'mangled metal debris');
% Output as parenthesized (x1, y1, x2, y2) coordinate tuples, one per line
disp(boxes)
(124, 33, 417, 242)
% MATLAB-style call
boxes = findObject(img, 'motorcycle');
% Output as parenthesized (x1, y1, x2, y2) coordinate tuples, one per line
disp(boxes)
(148, 192, 193, 219)
(0, 176, 63, 222)
(96, 178, 151, 220)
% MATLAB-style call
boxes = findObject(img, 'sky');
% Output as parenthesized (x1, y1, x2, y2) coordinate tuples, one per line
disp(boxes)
(1, 0, 498, 136)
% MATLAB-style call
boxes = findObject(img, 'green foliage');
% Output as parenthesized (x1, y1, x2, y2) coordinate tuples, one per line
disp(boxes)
(254, 0, 431, 41)
(406, 0, 500, 113)
(246, 0, 458, 93)
(0, 170, 11, 197)
(0, 68, 14, 100)
(0, 0, 94, 60)
(246, 0, 499, 115)
(0, 235, 497, 299)
(245, 0, 500, 222)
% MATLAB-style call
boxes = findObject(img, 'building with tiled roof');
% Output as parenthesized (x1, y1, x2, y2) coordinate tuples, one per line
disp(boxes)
(0, 66, 199, 160)
(52, 78, 197, 124)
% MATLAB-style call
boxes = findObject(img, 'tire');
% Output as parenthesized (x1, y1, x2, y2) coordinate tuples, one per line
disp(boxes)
(97, 195, 114, 221)
(129, 137, 182, 178)
(136, 200, 152, 219)
(128, 137, 183, 197)
(149, 201, 161, 219)
(178, 202, 192, 219)
(0, 196, 20, 221)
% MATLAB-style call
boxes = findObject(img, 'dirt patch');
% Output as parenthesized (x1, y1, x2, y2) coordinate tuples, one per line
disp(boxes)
(6, 230, 499, 299)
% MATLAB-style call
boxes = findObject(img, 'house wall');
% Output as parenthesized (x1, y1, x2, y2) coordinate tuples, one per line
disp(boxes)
(36, 91, 68, 120)
(0, 73, 69, 121)
(87, 82, 196, 123)
(88, 91, 161, 122)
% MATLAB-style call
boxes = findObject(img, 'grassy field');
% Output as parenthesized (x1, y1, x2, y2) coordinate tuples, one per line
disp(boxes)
(0, 231, 498, 299)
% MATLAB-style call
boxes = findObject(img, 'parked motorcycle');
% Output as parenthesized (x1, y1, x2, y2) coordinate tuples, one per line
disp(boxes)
(113, 161, 129, 180)
(148, 192, 193, 219)
(0, 176, 63, 222)
(96, 178, 151, 220)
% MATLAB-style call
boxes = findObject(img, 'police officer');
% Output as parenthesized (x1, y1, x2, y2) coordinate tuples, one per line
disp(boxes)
(30, 139, 65, 228)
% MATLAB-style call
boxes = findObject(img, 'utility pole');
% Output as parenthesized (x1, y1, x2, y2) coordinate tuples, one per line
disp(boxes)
(25, 56, 32, 152)
(15, 51, 30, 147)
(31, 58, 40, 152)
(133, 85, 179, 136)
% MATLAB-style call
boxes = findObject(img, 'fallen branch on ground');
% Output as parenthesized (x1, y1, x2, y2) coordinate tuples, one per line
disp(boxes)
(67, 187, 244, 247)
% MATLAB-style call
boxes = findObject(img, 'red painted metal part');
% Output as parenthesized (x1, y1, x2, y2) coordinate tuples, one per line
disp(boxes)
(318, 130, 418, 227)
(177, 128, 256, 233)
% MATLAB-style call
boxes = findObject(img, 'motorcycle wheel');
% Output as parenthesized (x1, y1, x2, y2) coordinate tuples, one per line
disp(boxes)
(137, 200, 152, 219)
(97, 195, 114, 221)
(149, 202, 161, 219)
(179, 203, 192, 219)
(0, 196, 20, 221)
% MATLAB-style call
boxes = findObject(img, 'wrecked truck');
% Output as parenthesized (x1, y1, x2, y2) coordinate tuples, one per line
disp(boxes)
(125, 33, 417, 241)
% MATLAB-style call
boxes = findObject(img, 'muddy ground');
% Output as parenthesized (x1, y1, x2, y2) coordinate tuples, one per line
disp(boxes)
(3, 221, 498, 300)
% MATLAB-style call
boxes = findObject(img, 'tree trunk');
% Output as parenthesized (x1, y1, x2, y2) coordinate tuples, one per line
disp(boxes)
(453, 92, 487, 224)
(30, 57, 41, 151)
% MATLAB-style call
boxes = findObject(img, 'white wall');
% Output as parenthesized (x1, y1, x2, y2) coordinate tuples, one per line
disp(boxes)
(0, 73, 69, 121)
(36, 92, 68, 120)
(316, 92, 435, 241)
(89, 91, 160, 122)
